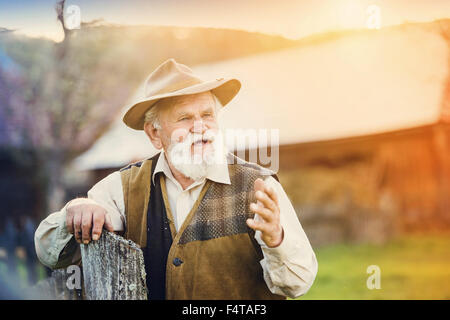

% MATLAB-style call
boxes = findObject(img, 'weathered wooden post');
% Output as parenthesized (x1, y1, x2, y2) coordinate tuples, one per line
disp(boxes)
(80, 231, 148, 300)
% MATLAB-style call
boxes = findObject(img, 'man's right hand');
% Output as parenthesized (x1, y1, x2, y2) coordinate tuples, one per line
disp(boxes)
(66, 199, 114, 244)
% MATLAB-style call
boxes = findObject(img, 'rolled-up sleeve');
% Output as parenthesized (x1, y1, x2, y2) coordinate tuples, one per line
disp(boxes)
(255, 176, 318, 298)
(34, 171, 125, 269)
(34, 202, 80, 269)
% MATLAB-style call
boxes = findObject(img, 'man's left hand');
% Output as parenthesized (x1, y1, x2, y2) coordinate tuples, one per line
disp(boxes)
(246, 178, 284, 248)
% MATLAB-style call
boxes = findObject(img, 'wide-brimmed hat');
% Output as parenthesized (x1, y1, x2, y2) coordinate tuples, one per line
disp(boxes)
(123, 58, 241, 130)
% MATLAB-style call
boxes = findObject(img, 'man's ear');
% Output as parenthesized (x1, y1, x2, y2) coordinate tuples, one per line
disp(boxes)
(144, 122, 163, 150)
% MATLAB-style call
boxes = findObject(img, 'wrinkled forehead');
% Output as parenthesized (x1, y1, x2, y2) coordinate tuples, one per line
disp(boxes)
(161, 91, 216, 117)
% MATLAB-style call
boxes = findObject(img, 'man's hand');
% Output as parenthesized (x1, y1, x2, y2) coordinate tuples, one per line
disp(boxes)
(246, 178, 284, 248)
(66, 199, 114, 244)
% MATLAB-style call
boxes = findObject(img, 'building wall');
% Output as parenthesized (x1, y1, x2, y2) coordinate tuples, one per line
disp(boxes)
(273, 123, 450, 246)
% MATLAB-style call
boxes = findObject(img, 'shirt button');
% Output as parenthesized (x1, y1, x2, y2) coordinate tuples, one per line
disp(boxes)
(173, 258, 183, 267)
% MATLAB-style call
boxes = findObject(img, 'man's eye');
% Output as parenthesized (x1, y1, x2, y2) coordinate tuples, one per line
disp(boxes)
(178, 117, 188, 121)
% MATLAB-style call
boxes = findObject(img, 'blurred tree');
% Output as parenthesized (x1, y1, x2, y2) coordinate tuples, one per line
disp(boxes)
(0, 0, 137, 216)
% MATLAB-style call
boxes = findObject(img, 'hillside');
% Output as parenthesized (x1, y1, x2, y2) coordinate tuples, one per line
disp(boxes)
(0, 23, 302, 86)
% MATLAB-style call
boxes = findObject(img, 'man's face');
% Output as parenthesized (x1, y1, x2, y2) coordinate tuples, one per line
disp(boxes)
(158, 91, 219, 157)
(144, 91, 224, 180)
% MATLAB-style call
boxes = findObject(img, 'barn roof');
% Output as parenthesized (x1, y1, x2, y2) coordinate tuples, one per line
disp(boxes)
(73, 21, 449, 171)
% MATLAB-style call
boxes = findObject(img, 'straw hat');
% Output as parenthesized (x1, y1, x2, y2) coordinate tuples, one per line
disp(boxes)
(123, 58, 241, 130)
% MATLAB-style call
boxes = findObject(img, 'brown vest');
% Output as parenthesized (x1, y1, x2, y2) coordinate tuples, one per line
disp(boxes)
(120, 153, 285, 300)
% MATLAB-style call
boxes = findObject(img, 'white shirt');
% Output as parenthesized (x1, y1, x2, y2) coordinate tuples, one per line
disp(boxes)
(34, 152, 318, 298)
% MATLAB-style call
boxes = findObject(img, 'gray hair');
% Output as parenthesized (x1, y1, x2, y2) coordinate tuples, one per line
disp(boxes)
(144, 101, 163, 129)
(144, 93, 222, 130)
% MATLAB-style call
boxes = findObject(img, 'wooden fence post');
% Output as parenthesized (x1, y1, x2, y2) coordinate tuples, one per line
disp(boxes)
(80, 231, 147, 300)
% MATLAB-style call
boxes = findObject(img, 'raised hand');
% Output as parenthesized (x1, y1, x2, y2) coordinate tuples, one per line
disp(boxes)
(246, 178, 284, 248)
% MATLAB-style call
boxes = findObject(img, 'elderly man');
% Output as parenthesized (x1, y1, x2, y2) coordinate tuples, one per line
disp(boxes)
(35, 59, 318, 300)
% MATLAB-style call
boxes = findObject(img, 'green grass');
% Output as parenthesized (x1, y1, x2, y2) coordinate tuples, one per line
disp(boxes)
(297, 233, 450, 300)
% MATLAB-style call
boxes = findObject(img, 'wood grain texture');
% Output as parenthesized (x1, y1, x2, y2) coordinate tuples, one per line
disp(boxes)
(80, 231, 147, 300)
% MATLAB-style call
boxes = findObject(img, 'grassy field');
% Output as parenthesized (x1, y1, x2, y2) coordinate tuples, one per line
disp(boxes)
(297, 233, 450, 300)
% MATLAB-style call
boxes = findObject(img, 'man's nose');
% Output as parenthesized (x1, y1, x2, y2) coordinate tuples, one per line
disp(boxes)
(191, 120, 207, 134)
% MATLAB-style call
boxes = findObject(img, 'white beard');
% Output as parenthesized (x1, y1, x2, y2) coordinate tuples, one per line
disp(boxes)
(167, 130, 226, 181)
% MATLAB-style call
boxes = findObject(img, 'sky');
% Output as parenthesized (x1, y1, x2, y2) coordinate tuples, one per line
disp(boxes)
(0, 0, 449, 41)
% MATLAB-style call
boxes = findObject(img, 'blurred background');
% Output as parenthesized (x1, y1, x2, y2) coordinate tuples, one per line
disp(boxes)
(0, 0, 449, 299)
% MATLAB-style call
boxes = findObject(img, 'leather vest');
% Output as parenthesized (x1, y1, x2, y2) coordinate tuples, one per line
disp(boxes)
(120, 153, 284, 300)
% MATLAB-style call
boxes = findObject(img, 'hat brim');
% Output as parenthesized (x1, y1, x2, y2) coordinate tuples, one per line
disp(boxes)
(123, 78, 241, 130)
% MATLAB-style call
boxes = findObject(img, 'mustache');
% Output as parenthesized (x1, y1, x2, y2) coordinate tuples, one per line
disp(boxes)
(174, 131, 216, 146)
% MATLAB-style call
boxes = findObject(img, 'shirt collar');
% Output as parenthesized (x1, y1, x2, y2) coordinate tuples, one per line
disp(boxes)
(151, 150, 231, 186)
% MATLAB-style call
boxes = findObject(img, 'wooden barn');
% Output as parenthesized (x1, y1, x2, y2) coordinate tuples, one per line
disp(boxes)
(73, 20, 450, 246)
